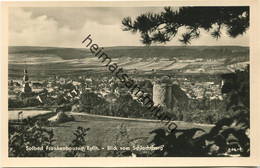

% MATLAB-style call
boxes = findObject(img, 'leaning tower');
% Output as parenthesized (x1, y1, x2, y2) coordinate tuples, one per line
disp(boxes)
(152, 82, 173, 109)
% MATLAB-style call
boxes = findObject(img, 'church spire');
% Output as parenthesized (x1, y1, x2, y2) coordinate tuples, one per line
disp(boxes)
(22, 67, 32, 94)
(23, 69, 29, 82)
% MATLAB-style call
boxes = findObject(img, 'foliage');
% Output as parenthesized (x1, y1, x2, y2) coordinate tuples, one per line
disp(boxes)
(112, 94, 150, 118)
(56, 95, 69, 106)
(111, 123, 132, 157)
(146, 67, 250, 157)
(65, 126, 90, 157)
(75, 90, 230, 124)
(181, 99, 228, 124)
(221, 65, 249, 110)
(22, 97, 42, 107)
(8, 98, 24, 108)
(87, 93, 152, 119)
(147, 111, 249, 157)
(147, 127, 206, 156)
(122, 7, 249, 45)
(79, 91, 106, 112)
(9, 120, 55, 157)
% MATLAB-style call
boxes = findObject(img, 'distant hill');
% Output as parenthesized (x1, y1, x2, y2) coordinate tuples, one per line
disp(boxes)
(9, 45, 249, 60)
(8, 46, 249, 79)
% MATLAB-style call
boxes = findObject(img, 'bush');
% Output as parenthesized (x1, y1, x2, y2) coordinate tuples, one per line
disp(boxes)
(111, 123, 132, 157)
(65, 127, 90, 157)
(8, 98, 24, 108)
(22, 97, 41, 107)
(79, 91, 106, 112)
(146, 111, 249, 157)
(9, 121, 55, 157)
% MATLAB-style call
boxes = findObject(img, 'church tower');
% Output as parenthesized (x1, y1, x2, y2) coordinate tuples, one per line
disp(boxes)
(22, 69, 32, 94)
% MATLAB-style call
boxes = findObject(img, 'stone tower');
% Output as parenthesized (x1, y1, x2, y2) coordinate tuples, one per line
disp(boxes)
(153, 82, 173, 109)
(22, 69, 32, 94)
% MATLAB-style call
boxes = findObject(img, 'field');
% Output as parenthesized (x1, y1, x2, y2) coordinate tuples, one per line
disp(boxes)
(48, 114, 213, 157)
(8, 46, 249, 79)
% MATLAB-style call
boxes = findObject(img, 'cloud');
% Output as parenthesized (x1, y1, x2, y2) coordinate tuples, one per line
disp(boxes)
(22, 7, 164, 29)
(9, 8, 143, 47)
(9, 8, 78, 47)
(9, 7, 249, 48)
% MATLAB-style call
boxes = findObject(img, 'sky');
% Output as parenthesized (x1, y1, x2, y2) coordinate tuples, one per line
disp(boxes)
(9, 7, 249, 48)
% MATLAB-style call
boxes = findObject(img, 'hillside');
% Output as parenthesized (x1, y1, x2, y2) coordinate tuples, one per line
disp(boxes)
(8, 46, 249, 79)
(9, 45, 249, 60)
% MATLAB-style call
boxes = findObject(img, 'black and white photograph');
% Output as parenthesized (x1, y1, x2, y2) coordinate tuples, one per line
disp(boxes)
(1, 1, 259, 166)
(6, 5, 251, 158)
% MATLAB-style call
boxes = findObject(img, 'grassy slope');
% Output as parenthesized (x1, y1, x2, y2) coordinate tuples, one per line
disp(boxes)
(49, 114, 212, 156)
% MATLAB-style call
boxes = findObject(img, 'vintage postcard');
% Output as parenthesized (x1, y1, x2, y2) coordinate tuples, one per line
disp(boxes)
(1, 0, 260, 167)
